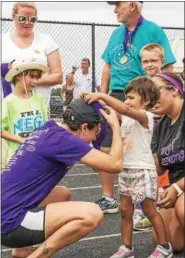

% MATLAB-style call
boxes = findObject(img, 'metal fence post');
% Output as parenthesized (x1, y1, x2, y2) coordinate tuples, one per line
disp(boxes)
(91, 23, 96, 92)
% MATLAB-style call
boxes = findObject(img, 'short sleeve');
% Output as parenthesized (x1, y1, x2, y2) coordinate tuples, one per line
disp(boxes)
(151, 123, 160, 154)
(154, 26, 176, 66)
(45, 130, 92, 166)
(1, 98, 10, 131)
(145, 111, 154, 131)
(42, 33, 59, 56)
(101, 30, 116, 64)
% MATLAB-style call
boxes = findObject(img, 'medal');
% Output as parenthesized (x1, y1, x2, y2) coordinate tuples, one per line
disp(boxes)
(120, 56, 128, 64)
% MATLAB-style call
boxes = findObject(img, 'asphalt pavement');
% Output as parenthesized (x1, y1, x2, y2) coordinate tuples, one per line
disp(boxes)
(1, 164, 184, 258)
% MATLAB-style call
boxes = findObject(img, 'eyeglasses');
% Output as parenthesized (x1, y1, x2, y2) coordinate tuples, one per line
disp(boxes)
(142, 59, 160, 65)
(15, 15, 37, 24)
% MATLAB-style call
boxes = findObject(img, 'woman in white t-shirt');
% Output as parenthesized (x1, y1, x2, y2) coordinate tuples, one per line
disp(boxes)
(1, 2, 62, 108)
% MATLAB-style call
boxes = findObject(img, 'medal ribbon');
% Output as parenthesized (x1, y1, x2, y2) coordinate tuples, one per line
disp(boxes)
(123, 16, 144, 54)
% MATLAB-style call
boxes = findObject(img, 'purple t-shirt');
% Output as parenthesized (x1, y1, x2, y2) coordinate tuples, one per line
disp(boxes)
(1, 121, 92, 233)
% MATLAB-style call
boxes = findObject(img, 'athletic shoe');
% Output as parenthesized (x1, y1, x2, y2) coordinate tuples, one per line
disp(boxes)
(95, 196, 119, 213)
(133, 210, 145, 225)
(147, 243, 173, 258)
(134, 217, 152, 231)
(110, 245, 134, 258)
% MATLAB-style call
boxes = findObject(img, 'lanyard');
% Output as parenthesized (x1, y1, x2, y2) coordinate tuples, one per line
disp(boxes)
(123, 16, 144, 54)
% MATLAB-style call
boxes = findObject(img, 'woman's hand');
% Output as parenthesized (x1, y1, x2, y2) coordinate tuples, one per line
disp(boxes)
(157, 185, 178, 208)
(100, 105, 119, 128)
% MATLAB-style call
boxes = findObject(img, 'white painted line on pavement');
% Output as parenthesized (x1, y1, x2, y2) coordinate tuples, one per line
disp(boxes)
(66, 173, 98, 177)
(80, 233, 121, 241)
(74, 163, 85, 167)
(80, 230, 153, 242)
(69, 184, 118, 190)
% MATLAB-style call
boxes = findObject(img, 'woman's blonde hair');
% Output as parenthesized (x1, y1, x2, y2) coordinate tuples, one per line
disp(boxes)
(12, 2, 37, 18)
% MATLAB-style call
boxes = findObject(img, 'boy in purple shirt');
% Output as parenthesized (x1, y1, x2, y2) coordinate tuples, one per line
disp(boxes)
(1, 99, 123, 258)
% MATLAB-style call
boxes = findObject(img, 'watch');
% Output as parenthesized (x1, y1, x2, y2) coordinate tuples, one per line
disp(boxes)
(172, 183, 184, 197)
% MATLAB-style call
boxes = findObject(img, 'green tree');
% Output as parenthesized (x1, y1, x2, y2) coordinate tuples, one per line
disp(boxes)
(51, 88, 61, 97)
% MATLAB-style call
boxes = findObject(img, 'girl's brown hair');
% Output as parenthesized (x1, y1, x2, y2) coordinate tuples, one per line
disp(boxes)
(125, 76, 160, 109)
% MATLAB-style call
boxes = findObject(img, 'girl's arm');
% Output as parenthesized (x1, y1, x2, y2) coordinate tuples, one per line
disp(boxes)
(84, 92, 149, 127)
(1, 131, 25, 144)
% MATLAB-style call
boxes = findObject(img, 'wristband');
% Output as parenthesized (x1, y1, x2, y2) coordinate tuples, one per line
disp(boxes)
(172, 183, 184, 197)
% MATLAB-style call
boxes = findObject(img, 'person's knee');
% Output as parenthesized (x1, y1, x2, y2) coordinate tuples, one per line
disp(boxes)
(141, 201, 156, 219)
(175, 195, 184, 226)
(142, 207, 156, 219)
(119, 205, 133, 218)
(63, 186, 71, 200)
(60, 186, 71, 201)
(83, 203, 104, 228)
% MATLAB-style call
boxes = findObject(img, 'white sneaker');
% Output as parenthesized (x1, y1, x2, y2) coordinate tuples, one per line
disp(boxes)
(110, 245, 134, 258)
(148, 243, 173, 258)
(133, 210, 145, 225)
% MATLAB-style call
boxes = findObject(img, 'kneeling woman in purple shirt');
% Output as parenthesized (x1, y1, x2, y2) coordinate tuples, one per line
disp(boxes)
(1, 99, 123, 258)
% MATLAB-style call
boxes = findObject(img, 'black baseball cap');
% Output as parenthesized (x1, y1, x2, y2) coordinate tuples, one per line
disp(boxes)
(107, 1, 143, 5)
(63, 99, 101, 124)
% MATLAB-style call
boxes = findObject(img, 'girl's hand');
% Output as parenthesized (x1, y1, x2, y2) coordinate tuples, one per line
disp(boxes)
(156, 186, 178, 208)
(80, 92, 103, 104)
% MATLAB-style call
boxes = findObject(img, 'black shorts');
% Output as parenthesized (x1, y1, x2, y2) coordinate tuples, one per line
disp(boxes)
(1, 207, 46, 248)
(101, 90, 125, 148)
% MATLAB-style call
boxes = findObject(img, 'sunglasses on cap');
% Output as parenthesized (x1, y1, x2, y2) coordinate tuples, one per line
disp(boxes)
(15, 15, 37, 24)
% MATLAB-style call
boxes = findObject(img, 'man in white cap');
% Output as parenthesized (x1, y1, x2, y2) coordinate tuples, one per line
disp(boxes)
(97, 1, 176, 213)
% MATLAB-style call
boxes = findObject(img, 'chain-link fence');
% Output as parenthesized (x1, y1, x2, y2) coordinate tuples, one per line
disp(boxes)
(2, 18, 184, 118)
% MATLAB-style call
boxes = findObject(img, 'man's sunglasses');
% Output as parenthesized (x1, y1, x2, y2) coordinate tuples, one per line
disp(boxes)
(15, 15, 37, 24)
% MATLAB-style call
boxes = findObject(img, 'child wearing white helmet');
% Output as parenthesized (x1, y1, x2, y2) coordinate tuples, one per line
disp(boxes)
(1, 53, 49, 168)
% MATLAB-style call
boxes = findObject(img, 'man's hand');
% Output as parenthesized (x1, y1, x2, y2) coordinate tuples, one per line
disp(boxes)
(157, 186, 178, 208)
